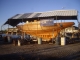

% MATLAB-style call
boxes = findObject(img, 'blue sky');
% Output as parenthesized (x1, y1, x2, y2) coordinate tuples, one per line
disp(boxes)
(0, 0, 80, 30)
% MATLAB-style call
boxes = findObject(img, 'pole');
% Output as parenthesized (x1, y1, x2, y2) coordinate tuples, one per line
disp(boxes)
(22, 19, 24, 39)
(8, 19, 10, 35)
(56, 16, 57, 23)
(77, 11, 80, 29)
(62, 7, 65, 22)
(1, 25, 3, 31)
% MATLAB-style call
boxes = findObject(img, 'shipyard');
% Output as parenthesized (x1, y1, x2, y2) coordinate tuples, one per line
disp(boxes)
(0, 0, 80, 60)
(0, 9, 80, 60)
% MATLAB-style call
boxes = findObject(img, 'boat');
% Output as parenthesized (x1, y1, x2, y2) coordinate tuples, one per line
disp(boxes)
(17, 20, 74, 41)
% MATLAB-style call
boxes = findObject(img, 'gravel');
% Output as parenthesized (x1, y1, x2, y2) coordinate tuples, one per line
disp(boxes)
(0, 42, 80, 60)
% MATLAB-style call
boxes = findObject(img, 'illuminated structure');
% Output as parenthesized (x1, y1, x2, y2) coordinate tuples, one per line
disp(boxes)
(4, 10, 78, 42)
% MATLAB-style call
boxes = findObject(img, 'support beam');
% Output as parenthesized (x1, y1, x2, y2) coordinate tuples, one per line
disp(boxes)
(55, 35, 60, 45)
(61, 37, 66, 45)
(7, 36, 11, 43)
(38, 38, 42, 44)
(23, 32, 25, 39)
(27, 34, 30, 40)
(18, 40, 21, 46)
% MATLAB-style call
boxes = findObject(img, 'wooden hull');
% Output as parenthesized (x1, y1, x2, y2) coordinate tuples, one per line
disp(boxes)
(17, 21, 74, 41)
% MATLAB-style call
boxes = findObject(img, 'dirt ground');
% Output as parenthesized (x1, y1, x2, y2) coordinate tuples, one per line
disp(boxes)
(0, 42, 80, 60)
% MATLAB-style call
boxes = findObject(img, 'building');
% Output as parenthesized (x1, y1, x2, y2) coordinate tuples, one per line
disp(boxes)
(60, 26, 79, 34)
(6, 28, 18, 35)
(65, 26, 78, 33)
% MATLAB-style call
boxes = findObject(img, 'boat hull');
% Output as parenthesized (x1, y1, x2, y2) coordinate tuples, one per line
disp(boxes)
(17, 21, 74, 41)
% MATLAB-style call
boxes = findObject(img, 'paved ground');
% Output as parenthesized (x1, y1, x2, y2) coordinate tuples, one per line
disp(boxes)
(0, 42, 80, 60)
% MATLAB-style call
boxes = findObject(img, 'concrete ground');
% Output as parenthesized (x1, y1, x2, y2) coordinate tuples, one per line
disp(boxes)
(0, 42, 80, 60)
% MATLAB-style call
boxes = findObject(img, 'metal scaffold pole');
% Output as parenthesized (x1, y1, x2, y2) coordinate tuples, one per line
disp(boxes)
(1, 25, 3, 31)
(77, 11, 80, 40)
(37, 17, 42, 44)
(8, 19, 10, 35)
(22, 19, 24, 40)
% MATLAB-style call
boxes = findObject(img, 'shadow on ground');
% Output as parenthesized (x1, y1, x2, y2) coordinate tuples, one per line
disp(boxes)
(0, 51, 80, 60)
